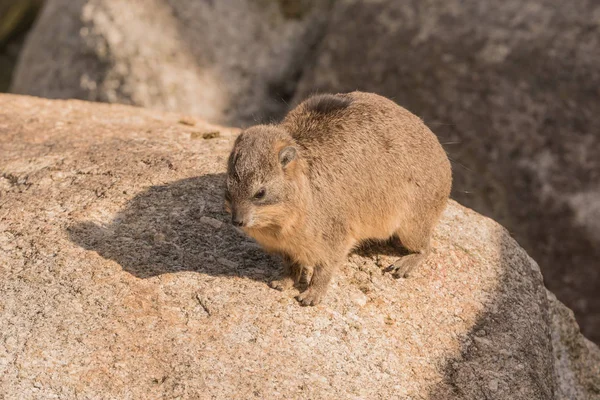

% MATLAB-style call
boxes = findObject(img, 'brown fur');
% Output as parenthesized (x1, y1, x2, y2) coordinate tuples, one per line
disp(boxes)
(225, 91, 452, 306)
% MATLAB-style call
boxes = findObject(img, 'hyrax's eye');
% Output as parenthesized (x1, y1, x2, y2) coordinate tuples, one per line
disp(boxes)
(253, 188, 266, 200)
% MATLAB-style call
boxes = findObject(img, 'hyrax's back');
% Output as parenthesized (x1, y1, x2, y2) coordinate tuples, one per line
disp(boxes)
(282, 91, 452, 246)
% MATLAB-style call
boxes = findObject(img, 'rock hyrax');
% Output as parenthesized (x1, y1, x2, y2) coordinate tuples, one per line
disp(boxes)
(224, 91, 452, 306)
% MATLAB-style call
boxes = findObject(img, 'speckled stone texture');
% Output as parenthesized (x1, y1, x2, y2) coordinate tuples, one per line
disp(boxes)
(10, 0, 331, 126)
(1, 94, 598, 399)
(293, 0, 600, 345)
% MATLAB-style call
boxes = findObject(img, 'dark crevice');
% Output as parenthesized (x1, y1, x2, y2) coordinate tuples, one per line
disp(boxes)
(261, 0, 337, 124)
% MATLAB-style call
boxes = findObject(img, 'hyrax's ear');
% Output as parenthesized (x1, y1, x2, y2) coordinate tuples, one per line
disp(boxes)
(278, 146, 297, 168)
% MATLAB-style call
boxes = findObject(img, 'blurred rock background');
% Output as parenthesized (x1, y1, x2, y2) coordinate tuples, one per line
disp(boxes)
(7, 0, 333, 126)
(1, 0, 599, 344)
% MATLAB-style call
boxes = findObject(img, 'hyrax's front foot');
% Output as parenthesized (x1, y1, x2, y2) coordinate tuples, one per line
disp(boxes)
(296, 287, 326, 306)
(295, 262, 333, 306)
(269, 277, 295, 291)
(270, 254, 302, 291)
(387, 252, 427, 278)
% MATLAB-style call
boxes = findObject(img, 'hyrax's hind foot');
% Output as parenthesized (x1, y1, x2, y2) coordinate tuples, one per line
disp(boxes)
(387, 251, 428, 278)
(386, 227, 432, 278)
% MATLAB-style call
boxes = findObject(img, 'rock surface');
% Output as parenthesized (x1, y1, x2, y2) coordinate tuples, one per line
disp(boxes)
(10, 0, 331, 126)
(293, 0, 600, 344)
(549, 292, 600, 400)
(1, 94, 599, 399)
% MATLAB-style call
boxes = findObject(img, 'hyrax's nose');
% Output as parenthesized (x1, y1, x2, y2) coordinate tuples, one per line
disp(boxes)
(231, 214, 245, 227)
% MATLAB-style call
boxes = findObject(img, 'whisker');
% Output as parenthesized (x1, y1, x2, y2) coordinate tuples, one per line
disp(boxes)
(447, 156, 474, 173)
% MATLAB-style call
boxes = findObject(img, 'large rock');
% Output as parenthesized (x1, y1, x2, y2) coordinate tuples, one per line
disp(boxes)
(10, 0, 331, 126)
(1, 94, 599, 399)
(549, 292, 600, 400)
(293, 0, 600, 344)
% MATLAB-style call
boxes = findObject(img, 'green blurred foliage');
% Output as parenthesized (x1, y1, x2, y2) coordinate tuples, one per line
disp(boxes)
(0, 0, 43, 46)
(0, 0, 44, 91)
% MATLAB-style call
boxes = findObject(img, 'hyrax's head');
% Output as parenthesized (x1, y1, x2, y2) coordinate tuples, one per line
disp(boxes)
(224, 125, 304, 231)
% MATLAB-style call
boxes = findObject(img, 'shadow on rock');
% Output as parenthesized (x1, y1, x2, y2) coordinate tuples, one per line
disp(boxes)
(427, 231, 556, 399)
(354, 238, 410, 259)
(68, 173, 279, 282)
(68, 172, 412, 282)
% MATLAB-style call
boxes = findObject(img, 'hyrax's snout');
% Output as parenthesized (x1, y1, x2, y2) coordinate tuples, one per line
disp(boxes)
(231, 211, 245, 227)
(230, 205, 251, 228)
